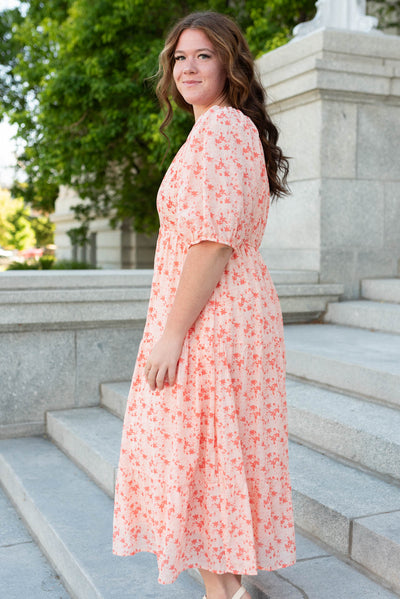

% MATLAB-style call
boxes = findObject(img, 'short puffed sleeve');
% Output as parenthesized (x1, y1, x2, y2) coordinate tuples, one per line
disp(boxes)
(177, 108, 265, 252)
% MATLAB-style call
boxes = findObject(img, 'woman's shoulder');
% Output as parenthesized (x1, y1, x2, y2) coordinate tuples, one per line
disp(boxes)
(195, 105, 258, 139)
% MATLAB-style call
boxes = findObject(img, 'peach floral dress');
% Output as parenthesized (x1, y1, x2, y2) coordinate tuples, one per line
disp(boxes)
(113, 106, 296, 583)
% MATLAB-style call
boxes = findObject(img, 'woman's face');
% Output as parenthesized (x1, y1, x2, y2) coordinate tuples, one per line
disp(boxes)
(173, 28, 227, 120)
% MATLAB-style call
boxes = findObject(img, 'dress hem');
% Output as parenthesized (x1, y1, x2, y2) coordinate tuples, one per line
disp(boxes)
(112, 547, 296, 585)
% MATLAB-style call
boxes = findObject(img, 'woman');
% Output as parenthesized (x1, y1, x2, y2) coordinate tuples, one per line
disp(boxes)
(113, 11, 296, 599)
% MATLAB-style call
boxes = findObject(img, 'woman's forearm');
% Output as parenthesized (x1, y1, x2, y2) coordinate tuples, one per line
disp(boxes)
(145, 240, 232, 390)
(164, 240, 233, 340)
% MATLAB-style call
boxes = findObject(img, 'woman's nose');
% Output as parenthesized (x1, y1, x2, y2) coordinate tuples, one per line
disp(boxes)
(183, 59, 197, 73)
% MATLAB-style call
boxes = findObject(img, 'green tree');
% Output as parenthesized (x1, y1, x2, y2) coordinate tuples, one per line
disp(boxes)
(0, 189, 14, 248)
(7, 204, 37, 251)
(0, 188, 54, 249)
(0, 0, 317, 243)
(30, 215, 55, 248)
(0, 191, 36, 250)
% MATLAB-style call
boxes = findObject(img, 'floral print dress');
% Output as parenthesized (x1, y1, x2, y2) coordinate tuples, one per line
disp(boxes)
(113, 105, 296, 583)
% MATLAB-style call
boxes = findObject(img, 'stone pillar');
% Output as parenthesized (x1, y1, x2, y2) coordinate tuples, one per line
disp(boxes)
(257, 29, 400, 297)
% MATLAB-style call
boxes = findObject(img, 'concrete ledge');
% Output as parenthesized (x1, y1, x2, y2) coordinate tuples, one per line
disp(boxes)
(0, 287, 152, 304)
(0, 301, 148, 331)
(0, 269, 154, 290)
(0, 268, 321, 289)
(47, 408, 122, 498)
(250, 553, 399, 599)
(285, 324, 400, 407)
(0, 270, 343, 329)
(362, 278, 400, 304)
(101, 381, 130, 419)
(352, 512, 400, 595)
(324, 300, 400, 333)
(289, 441, 400, 559)
(287, 379, 400, 482)
(0, 420, 45, 440)
(269, 270, 319, 284)
(258, 28, 400, 103)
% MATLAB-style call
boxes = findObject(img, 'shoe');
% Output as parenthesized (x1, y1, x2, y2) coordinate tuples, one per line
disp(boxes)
(202, 585, 247, 599)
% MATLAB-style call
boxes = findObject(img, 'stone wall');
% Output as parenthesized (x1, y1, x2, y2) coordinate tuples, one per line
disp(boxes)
(0, 271, 152, 438)
(258, 29, 400, 298)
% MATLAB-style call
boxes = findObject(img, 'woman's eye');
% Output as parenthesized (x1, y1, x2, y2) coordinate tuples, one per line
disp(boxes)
(198, 53, 211, 59)
(174, 55, 185, 61)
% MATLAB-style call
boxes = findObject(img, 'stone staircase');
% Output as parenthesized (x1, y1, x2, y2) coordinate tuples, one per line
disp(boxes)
(1, 277, 400, 598)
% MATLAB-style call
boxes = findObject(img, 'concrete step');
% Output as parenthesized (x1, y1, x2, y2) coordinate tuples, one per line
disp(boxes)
(0, 269, 154, 290)
(2, 436, 398, 599)
(0, 270, 151, 332)
(0, 486, 72, 599)
(0, 289, 150, 330)
(47, 407, 122, 498)
(362, 278, 400, 304)
(270, 269, 319, 284)
(0, 269, 343, 330)
(0, 287, 152, 305)
(0, 436, 203, 599)
(0, 267, 318, 289)
(287, 378, 400, 482)
(284, 324, 400, 408)
(324, 300, 400, 334)
(244, 532, 399, 599)
(101, 380, 130, 419)
(47, 403, 400, 595)
(274, 282, 344, 323)
(289, 440, 400, 593)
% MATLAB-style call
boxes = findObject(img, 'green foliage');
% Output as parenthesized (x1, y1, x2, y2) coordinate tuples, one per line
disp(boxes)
(0, 194, 36, 251)
(51, 258, 99, 269)
(6, 255, 55, 270)
(6, 261, 40, 270)
(29, 215, 55, 247)
(0, 189, 13, 248)
(0, 188, 54, 249)
(0, 0, 318, 241)
(369, 0, 400, 30)
(6, 256, 97, 270)
(244, 0, 317, 56)
(38, 255, 56, 269)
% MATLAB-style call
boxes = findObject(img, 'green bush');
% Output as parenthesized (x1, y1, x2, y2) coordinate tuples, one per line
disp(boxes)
(6, 260, 41, 270)
(38, 255, 56, 269)
(6, 258, 98, 270)
(51, 259, 98, 270)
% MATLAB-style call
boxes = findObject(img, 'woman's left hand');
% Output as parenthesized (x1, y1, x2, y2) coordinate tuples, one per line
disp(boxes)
(145, 333, 184, 391)
(144, 241, 232, 392)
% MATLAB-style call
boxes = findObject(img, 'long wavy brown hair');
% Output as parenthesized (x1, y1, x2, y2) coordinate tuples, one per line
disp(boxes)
(156, 11, 290, 199)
